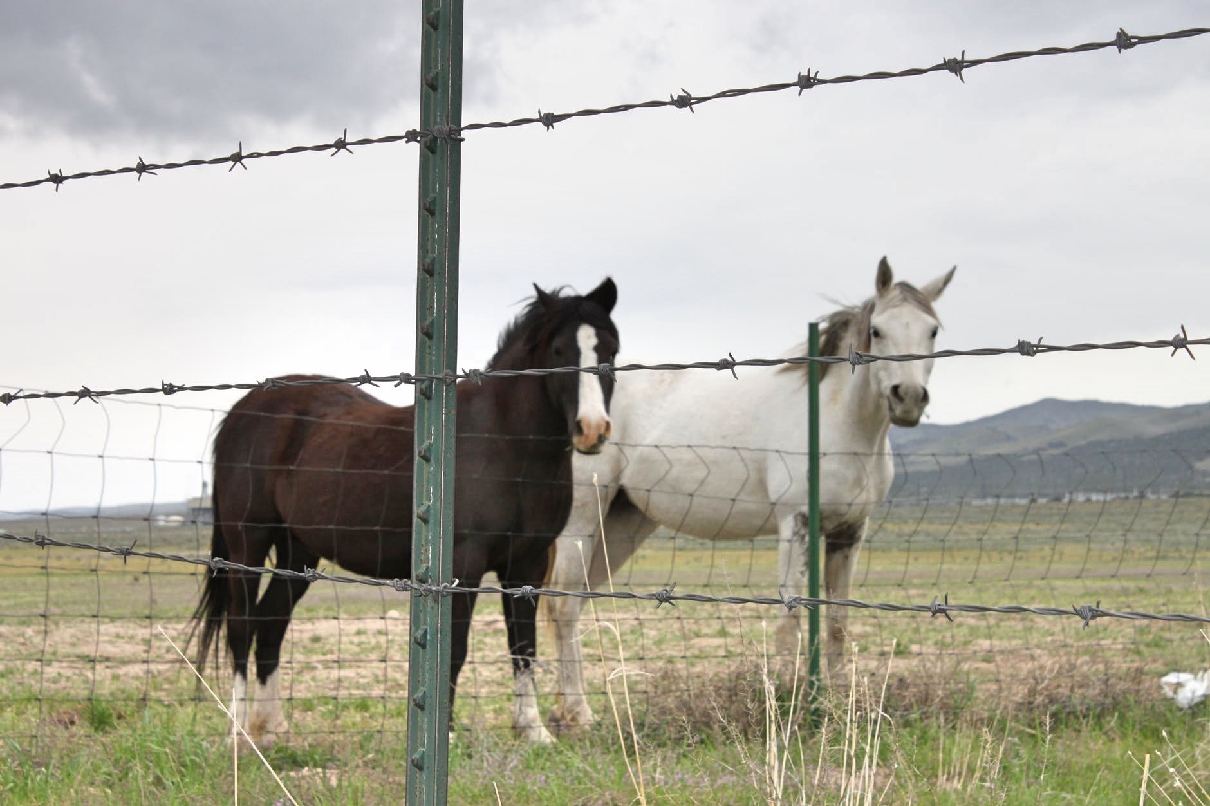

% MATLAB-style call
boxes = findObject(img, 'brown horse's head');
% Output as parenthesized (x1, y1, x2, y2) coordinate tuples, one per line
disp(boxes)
(490, 278, 620, 453)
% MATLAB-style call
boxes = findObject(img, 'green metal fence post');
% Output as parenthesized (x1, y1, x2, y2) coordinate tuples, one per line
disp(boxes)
(406, 1, 463, 803)
(807, 322, 822, 710)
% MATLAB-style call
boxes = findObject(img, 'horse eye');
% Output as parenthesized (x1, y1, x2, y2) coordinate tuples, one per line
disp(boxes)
(870, 327, 882, 340)
(930, 327, 938, 339)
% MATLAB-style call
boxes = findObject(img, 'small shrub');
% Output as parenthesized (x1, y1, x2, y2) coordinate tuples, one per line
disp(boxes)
(85, 700, 116, 732)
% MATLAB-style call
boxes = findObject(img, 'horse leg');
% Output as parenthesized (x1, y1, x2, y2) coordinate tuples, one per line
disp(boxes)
(824, 521, 866, 676)
(546, 526, 598, 729)
(248, 536, 318, 746)
(550, 491, 656, 729)
(225, 526, 274, 737)
(447, 583, 480, 742)
(775, 511, 809, 661)
(546, 466, 617, 729)
(501, 560, 555, 744)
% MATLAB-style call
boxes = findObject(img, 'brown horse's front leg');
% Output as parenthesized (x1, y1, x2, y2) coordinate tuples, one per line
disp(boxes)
(501, 570, 555, 744)
(447, 587, 480, 739)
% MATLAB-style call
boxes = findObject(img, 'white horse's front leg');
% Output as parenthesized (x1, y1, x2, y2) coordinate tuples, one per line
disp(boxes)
(513, 665, 554, 744)
(824, 520, 865, 674)
(547, 532, 598, 728)
(775, 511, 809, 659)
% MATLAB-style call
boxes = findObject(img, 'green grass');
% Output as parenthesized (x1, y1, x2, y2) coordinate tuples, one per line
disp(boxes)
(1, 501, 1209, 803)
(0, 682, 1205, 804)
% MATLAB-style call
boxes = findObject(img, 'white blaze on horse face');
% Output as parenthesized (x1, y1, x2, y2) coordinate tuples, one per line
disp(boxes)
(572, 324, 612, 453)
(869, 304, 938, 428)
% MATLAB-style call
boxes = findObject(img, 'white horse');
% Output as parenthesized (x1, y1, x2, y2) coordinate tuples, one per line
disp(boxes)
(542, 257, 955, 728)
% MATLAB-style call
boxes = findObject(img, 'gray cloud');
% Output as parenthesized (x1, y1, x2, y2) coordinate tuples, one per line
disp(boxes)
(0, 1, 579, 143)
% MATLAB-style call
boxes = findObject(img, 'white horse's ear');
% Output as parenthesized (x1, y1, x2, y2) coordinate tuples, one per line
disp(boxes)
(875, 257, 894, 296)
(919, 266, 956, 302)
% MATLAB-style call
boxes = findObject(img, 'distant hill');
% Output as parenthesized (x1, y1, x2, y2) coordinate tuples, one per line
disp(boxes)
(0, 500, 190, 522)
(887, 398, 1210, 500)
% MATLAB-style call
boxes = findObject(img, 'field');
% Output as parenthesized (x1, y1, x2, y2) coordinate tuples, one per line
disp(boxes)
(1, 498, 1208, 804)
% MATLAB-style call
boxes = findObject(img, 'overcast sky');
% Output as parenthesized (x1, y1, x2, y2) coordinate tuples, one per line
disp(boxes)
(2, 1, 1209, 510)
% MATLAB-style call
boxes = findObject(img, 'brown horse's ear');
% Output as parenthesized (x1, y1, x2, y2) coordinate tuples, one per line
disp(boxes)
(875, 257, 893, 296)
(584, 277, 617, 314)
(533, 283, 555, 309)
(919, 266, 956, 302)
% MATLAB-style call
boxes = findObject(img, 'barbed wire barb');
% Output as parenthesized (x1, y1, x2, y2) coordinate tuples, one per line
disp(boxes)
(671, 88, 696, 112)
(330, 128, 353, 157)
(1171, 324, 1196, 360)
(228, 141, 247, 172)
(944, 50, 967, 82)
(135, 157, 156, 181)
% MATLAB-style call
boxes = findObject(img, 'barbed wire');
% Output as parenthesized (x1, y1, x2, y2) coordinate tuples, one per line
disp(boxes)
(4, 529, 1207, 627)
(1, 329, 1200, 406)
(1, 26, 1205, 192)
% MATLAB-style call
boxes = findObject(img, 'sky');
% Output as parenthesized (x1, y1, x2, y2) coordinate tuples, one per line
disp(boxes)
(1, 1, 1209, 511)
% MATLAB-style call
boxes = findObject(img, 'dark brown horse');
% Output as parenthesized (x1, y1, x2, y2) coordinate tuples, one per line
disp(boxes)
(193, 279, 619, 745)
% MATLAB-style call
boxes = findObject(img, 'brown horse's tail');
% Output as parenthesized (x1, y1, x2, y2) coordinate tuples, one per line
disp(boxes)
(191, 494, 228, 675)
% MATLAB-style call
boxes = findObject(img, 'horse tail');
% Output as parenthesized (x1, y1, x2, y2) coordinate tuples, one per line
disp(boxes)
(192, 495, 228, 675)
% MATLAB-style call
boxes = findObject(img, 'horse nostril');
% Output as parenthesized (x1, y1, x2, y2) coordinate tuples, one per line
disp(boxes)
(921, 387, 930, 406)
(603, 421, 613, 438)
(574, 420, 585, 436)
(890, 384, 904, 403)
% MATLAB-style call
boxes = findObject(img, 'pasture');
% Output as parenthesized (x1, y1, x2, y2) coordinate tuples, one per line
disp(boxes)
(1, 497, 1207, 804)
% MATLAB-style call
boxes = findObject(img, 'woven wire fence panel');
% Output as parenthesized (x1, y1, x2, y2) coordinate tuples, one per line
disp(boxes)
(2, 395, 1207, 760)
(564, 443, 1210, 733)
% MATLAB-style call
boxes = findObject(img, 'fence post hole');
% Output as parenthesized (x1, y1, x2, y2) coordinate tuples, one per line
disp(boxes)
(406, 1, 463, 803)
(807, 321, 822, 713)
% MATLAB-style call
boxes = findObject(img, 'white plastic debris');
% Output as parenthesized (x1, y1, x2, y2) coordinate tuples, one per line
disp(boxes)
(1160, 670, 1210, 710)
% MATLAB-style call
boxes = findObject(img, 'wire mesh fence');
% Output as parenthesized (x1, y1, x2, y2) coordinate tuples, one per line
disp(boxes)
(2, 392, 1207, 757)
(4, 14, 1210, 804)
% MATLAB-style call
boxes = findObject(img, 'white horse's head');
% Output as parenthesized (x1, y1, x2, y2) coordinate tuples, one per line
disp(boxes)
(820, 257, 955, 428)
(866, 257, 954, 427)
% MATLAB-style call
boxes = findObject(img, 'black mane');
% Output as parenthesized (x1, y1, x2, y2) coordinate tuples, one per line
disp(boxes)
(487, 287, 619, 370)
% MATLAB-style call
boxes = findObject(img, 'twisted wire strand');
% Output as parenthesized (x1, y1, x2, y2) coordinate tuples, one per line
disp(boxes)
(1, 27, 1205, 192)
(1, 331, 1203, 406)
(3, 529, 1207, 626)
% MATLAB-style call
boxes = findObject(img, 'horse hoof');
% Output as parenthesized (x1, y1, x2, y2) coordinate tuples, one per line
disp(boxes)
(546, 706, 596, 731)
(520, 724, 556, 745)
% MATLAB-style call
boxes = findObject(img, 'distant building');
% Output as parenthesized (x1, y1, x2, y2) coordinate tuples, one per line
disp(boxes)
(187, 482, 214, 525)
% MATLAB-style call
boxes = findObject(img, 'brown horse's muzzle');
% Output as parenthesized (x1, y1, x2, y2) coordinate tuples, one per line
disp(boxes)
(572, 416, 612, 454)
